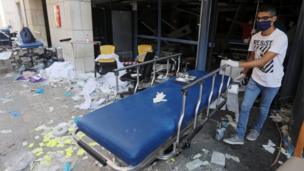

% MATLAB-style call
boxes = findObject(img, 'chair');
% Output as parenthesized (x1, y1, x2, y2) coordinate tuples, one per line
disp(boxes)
(95, 45, 117, 77)
(277, 121, 304, 171)
(120, 52, 154, 84)
(136, 44, 153, 63)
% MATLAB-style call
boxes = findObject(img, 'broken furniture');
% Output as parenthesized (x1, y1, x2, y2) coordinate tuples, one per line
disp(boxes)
(73, 63, 232, 170)
(277, 121, 304, 171)
(120, 52, 154, 92)
(136, 44, 153, 63)
(95, 45, 117, 77)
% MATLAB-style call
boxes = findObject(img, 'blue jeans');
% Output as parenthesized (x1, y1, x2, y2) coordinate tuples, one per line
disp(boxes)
(236, 78, 279, 139)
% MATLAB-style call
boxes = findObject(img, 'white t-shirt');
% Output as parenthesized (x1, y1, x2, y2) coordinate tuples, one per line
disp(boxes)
(248, 29, 288, 87)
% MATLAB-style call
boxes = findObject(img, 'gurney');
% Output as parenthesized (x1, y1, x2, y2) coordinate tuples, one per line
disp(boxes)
(14, 40, 44, 67)
(74, 57, 231, 170)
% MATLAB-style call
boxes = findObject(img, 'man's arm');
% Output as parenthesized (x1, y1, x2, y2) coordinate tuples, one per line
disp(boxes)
(240, 51, 277, 68)
(242, 51, 255, 75)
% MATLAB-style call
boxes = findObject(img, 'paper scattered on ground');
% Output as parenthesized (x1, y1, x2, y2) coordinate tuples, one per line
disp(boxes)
(193, 153, 202, 159)
(225, 153, 240, 163)
(0, 129, 12, 134)
(186, 159, 206, 170)
(211, 151, 226, 167)
(44, 62, 75, 81)
(4, 151, 35, 171)
(153, 92, 167, 103)
(202, 148, 209, 154)
(0, 50, 12, 60)
(262, 139, 276, 154)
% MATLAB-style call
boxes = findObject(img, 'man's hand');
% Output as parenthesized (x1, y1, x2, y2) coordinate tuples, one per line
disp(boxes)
(225, 59, 240, 67)
(233, 73, 245, 82)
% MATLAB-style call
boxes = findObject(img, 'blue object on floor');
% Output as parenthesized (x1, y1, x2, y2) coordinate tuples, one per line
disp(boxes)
(77, 70, 229, 166)
(35, 88, 45, 94)
(9, 111, 21, 117)
(64, 91, 73, 97)
(63, 162, 72, 171)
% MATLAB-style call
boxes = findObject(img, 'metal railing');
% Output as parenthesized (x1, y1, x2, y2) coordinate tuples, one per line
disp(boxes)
(173, 64, 232, 151)
(113, 53, 182, 95)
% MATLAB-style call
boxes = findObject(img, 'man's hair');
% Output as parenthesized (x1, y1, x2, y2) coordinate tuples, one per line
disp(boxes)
(258, 5, 277, 16)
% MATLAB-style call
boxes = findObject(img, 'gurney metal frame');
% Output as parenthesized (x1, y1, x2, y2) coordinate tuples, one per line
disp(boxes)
(73, 64, 232, 171)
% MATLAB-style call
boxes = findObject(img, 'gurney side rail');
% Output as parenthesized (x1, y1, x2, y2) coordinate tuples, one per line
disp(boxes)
(174, 65, 232, 151)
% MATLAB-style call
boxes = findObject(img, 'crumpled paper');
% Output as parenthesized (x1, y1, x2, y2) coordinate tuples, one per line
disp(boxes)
(153, 92, 167, 103)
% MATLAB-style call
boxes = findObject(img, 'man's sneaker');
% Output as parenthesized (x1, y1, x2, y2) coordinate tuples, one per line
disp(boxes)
(223, 135, 244, 145)
(246, 129, 260, 141)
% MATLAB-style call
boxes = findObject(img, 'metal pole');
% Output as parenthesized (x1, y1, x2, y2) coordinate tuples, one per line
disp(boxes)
(206, 74, 216, 117)
(134, 66, 140, 94)
(132, 1, 138, 59)
(194, 82, 203, 129)
(196, 0, 212, 71)
(157, 0, 162, 57)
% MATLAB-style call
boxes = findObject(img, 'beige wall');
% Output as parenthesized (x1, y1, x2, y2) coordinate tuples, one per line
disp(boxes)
(0, 0, 47, 43)
(46, 0, 94, 73)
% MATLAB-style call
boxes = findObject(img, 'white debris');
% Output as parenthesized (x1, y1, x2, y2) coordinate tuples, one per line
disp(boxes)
(262, 139, 276, 154)
(72, 95, 81, 101)
(49, 106, 54, 112)
(22, 141, 28, 146)
(280, 148, 291, 158)
(52, 122, 68, 137)
(35, 124, 48, 132)
(44, 62, 75, 81)
(77, 79, 97, 110)
(202, 148, 209, 154)
(4, 151, 34, 171)
(0, 110, 5, 114)
(225, 153, 240, 163)
(0, 50, 12, 60)
(0, 129, 12, 134)
(278, 160, 283, 165)
(211, 151, 226, 167)
(193, 153, 202, 159)
(186, 159, 205, 170)
(153, 92, 167, 103)
(34, 135, 40, 140)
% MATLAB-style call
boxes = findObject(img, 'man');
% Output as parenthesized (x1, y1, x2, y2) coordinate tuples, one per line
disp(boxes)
(223, 5, 288, 145)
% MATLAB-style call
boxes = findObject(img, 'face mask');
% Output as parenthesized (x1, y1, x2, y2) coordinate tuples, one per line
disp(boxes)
(256, 20, 272, 31)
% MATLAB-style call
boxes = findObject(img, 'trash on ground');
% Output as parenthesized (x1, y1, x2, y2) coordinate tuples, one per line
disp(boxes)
(9, 111, 21, 117)
(52, 122, 69, 137)
(186, 159, 206, 170)
(4, 151, 35, 171)
(225, 153, 240, 163)
(193, 153, 202, 159)
(153, 92, 167, 103)
(49, 106, 54, 112)
(64, 91, 73, 97)
(0, 129, 12, 134)
(211, 151, 226, 167)
(34, 88, 45, 94)
(262, 139, 276, 154)
(202, 148, 209, 154)
(44, 62, 75, 81)
(0, 50, 12, 60)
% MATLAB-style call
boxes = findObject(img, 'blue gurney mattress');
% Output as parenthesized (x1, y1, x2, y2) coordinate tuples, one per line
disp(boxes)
(16, 40, 43, 48)
(77, 70, 229, 166)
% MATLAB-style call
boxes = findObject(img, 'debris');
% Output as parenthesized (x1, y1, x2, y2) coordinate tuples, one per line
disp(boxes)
(28, 143, 34, 148)
(211, 151, 226, 167)
(22, 141, 28, 146)
(9, 111, 21, 117)
(82, 156, 88, 160)
(44, 62, 75, 81)
(225, 153, 240, 163)
(0, 50, 12, 60)
(49, 106, 54, 112)
(52, 122, 68, 137)
(0, 110, 5, 114)
(202, 148, 209, 154)
(1, 98, 13, 104)
(278, 160, 283, 165)
(35, 135, 40, 140)
(72, 95, 81, 101)
(186, 159, 205, 170)
(280, 148, 292, 158)
(262, 139, 276, 154)
(64, 91, 73, 97)
(64, 162, 72, 171)
(34, 88, 45, 94)
(153, 92, 167, 103)
(77, 148, 85, 156)
(193, 153, 202, 159)
(77, 78, 97, 110)
(0, 129, 12, 134)
(215, 117, 229, 141)
(4, 151, 34, 171)
(35, 124, 48, 131)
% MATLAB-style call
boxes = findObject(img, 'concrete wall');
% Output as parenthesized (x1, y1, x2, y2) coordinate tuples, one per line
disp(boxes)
(46, 0, 94, 73)
(0, 0, 25, 32)
(0, 0, 47, 43)
(23, 0, 47, 43)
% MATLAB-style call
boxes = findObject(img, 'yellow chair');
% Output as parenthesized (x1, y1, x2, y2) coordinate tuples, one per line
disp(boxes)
(137, 44, 153, 63)
(95, 45, 117, 77)
(96, 45, 116, 63)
